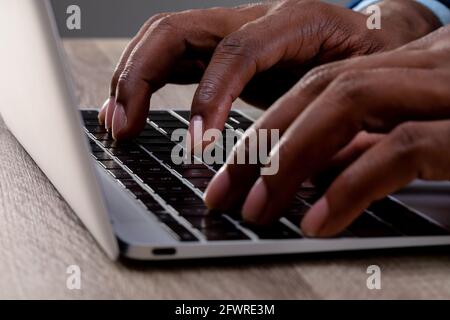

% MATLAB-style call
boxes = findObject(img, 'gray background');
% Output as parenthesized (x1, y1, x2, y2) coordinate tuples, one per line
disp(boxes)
(51, 0, 348, 38)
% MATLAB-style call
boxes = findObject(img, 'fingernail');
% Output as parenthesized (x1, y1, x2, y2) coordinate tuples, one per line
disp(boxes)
(301, 197, 330, 237)
(98, 99, 109, 125)
(105, 98, 116, 131)
(204, 165, 231, 209)
(189, 115, 204, 154)
(112, 103, 127, 140)
(242, 178, 268, 223)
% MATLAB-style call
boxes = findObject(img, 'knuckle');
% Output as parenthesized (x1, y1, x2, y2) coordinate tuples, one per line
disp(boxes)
(150, 15, 179, 34)
(299, 63, 339, 93)
(116, 63, 138, 96)
(144, 12, 171, 29)
(302, 65, 331, 83)
(327, 71, 367, 111)
(216, 33, 258, 61)
(331, 71, 363, 96)
(118, 61, 135, 84)
(115, 77, 129, 98)
(390, 122, 425, 163)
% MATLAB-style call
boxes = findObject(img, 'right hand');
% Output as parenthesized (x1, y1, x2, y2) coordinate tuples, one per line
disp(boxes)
(99, 0, 440, 140)
(203, 26, 450, 237)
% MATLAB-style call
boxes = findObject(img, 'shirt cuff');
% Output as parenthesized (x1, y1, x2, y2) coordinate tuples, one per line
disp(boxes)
(351, 0, 450, 26)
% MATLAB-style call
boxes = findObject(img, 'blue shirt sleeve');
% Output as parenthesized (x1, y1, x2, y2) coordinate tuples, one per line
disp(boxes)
(348, 0, 450, 25)
(348, 0, 450, 9)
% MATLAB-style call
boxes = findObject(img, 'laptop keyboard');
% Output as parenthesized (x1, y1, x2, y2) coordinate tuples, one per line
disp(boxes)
(81, 110, 449, 242)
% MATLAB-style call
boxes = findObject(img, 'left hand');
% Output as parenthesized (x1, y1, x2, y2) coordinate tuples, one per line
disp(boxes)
(204, 26, 450, 237)
(99, 0, 440, 141)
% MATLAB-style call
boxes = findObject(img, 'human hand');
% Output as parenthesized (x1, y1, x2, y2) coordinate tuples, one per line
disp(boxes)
(98, 0, 440, 140)
(204, 26, 450, 237)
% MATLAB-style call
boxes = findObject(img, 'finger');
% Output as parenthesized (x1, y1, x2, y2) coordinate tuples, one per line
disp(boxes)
(188, 0, 338, 140)
(255, 47, 442, 134)
(204, 128, 264, 209)
(241, 68, 450, 225)
(99, 13, 170, 127)
(312, 132, 384, 186)
(399, 25, 450, 51)
(302, 120, 450, 237)
(112, 6, 267, 140)
(204, 48, 439, 209)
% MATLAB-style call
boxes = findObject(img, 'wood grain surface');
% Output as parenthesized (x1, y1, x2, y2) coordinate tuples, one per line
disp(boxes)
(0, 39, 449, 299)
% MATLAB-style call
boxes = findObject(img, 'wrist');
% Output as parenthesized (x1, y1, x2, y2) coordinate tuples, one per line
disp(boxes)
(362, 0, 442, 46)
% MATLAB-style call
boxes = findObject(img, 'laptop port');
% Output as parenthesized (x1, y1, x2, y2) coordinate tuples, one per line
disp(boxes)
(152, 248, 177, 256)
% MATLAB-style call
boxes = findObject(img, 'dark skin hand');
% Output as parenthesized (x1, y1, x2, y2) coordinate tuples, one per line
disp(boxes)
(204, 26, 450, 237)
(98, 0, 440, 140)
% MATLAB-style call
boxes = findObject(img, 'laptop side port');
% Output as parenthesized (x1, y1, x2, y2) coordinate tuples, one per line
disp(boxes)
(152, 248, 177, 256)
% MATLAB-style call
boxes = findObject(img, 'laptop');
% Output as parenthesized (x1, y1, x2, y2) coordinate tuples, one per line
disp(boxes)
(1, 0, 450, 261)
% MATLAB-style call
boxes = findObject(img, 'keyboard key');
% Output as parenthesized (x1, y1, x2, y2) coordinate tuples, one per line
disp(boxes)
(187, 178, 210, 191)
(91, 152, 111, 161)
(88, 143, 103, 153)
(108, 148, 144, 156)
(117, 157, 156, 167)
(141, 198, 167, 212)
(153, 153, 180, 163)
(226, 118, 253, 130)
(178, 168, 214, 179)
(162, 218, 198, 242)
(119, 179, 140, 188)
(147, 111, 178, 121)
(172, 111, 190, 121)
(161, 128, 182, 135)
(285, 214, 303, 226)
(127, 165, 164, 174)
(184, 215, 233, 230)
(151, 184, 190, 193)
(136, 137, 173, 145)
(142, 174, 178, 185)
(97, 160, 123, 170)
(127, 185, 151, 198)
(136, 194, 163, 205)
(173, 162, 209, 170)
(153, 121, 188, 129)
(297, 187, 322, 204)
(81, 110, 99, 120)
(368, 198, 449, 236)
(92, 132, 113, 141)
(140, 130, 167, 138)
(229, 112, 252, 120)
(141, 145, 174, 154)
(336, 229, 355, 238)
(85, 126, 108, 134)
(127, 189, 166, 212)
(201, 224, 250, 241)
(243, 221, 302, 239)
(347, 213, 401, 237)
(107, 169, 132, 180)
(83, 120, 102, 126)
(100, 140, 128, 148)
(175, 205, 210, 216)
(284, 202, 310, 223)
(164, 194, 204, 206)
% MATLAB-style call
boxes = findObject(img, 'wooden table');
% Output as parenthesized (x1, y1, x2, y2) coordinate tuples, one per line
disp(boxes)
(1, 39, 449, 299)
